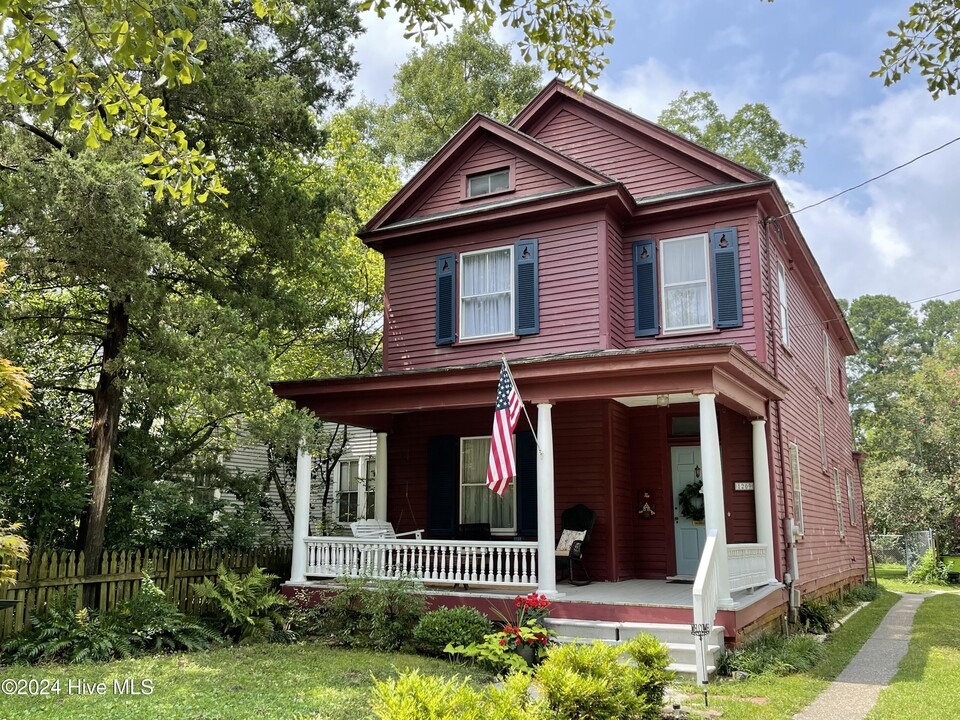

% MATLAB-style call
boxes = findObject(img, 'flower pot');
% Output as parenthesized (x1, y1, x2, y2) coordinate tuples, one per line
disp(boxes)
(517, 644, 537, 666)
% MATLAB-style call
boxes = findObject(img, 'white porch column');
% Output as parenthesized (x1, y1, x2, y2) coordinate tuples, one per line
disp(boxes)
(289, 443, 312, 584)
(752, 420, 778, 584)
(536, 403, 559, 597)
(374, 432, 388, 522)
(699, 393, 733, 605)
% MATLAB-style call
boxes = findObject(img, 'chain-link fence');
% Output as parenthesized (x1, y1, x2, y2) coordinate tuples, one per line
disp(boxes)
(871, 530, 935, 574)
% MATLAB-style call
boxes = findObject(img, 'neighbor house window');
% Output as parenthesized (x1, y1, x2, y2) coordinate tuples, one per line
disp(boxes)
(834, 468, 845, 537)
(778, 262, 790, 346)
(789, 442, 804, 536)
(660, 234, 712, 333)
(460, 246, 514, 340)
(467, 168, 510, 198)
(824, 331, 833, 397)
(337, 458, 375, 523)
(460, 437, 515, 533)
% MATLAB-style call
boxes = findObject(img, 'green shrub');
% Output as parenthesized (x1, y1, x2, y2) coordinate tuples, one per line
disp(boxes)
(620, 633, 675, 711)
(2, 590, 135, 664)
(908, 548, 948, 585)
(192, 563, 288, 643)
(0, 518, 28, 589)
(798, 599, 836, 634)
(536, 640, 664, 720)
(116, 571, 219, 652)
(717, 632, 823, 677)
(321, 576, 426, 651)
(413, 606, 492, 657)
(845, 581, 881, 603)
(371, 670, 484, 720)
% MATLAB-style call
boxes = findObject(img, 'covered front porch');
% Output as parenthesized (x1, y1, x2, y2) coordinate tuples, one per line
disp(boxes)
(274, 344, 789, 641)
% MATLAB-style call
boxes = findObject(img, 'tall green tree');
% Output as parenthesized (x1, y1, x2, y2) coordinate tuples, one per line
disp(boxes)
(0, 0, 363, 585)
(358, 22, 543, 167)
(1, 0, 612, 202)
(875, 0, 960, 98)
(657, 91, 805, 176)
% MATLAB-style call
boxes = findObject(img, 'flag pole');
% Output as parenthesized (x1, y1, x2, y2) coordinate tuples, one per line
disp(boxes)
(501, 353, 543, 456)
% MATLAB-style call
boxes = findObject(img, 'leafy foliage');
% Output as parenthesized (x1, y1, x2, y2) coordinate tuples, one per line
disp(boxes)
(412, 606, 492, 657)
(355, 22, 542, 168)
(657, 90, 805, 176)
(319, 576, 426, 651)
(192, 564, 288, 643)
(361, 0, 613, 91)
(0, 259, 31, 418)
(115, 572, 219, 652)
(2, 590, 135, 664)
(875, 0, 960, 98)
(907, 547, 948, 585)
(715, 632, 823, 677)
(798, 600, 836, 635)
(0, 518, 29, 588)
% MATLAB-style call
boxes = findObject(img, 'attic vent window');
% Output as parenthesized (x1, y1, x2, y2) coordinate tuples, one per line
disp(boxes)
(467, 168, 510, 198)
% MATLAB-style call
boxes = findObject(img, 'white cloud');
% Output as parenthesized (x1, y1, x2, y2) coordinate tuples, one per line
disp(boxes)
(598, 59, 698, 121)
(778, 87, 960, 302)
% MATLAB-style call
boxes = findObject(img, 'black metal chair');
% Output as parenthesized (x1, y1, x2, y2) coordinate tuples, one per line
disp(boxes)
(555, 504, 596, 586)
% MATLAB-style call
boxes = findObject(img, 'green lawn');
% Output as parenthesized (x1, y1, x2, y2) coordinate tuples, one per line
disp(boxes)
(867, 594, 960, 720)
(874, 563, 960, 594)
(0, 643, 492, 720)
(673, 588, 901, 720)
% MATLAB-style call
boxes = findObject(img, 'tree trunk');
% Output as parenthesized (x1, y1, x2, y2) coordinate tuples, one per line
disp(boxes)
(79, 299, 129, 606)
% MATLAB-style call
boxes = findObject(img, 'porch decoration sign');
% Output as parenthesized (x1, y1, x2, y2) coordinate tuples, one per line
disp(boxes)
(486, 358, 524, 496)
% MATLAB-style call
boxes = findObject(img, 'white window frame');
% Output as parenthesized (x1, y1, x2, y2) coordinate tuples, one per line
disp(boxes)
(459, 245, 515, 341)
(467, 168, 511, 198)
(659, 233, 713, 334)
(789, 441, 804, 536)
(817, 398, 827, 472)
(459, 436, 517, 534)
(824, 330, 833, 397)
(778, 261, 790, 347)
(336, 457, 375, 523)
(833, 468, 845, 537)
(846, 472, 858, 527)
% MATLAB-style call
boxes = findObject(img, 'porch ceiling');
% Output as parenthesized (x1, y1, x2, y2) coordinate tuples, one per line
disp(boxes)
(273, 344, 787, 431)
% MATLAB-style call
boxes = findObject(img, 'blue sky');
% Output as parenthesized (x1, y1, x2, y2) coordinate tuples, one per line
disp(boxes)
(350, 1, 960, 306)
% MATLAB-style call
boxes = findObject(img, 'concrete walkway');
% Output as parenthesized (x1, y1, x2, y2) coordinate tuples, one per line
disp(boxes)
(793, 593, 927, 720)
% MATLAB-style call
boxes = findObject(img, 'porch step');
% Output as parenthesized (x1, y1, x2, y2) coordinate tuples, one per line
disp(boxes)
(544, 618, 725, 680)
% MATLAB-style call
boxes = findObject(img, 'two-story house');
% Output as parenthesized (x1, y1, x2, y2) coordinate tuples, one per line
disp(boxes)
(273, 81, 867, 667)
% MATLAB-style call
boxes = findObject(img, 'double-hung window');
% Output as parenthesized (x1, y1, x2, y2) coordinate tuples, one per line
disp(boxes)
(778, 262, 790, 346)
(337, 458, 375, 523)
(789, 442, 804, 536)
(460, 437, 516, 533)
(460, 246, 514, 340)
(660, 234, 712, 333)
(467, 168, 510, 198)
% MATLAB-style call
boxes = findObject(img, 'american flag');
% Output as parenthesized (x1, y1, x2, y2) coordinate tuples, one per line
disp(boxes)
(486, 359, 523, 496)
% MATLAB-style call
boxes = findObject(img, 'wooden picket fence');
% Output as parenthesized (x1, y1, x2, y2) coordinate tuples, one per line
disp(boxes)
(0, 546, 292, 641)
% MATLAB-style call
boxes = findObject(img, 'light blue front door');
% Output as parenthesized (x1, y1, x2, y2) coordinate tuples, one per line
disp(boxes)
(672, 445, 706, 577)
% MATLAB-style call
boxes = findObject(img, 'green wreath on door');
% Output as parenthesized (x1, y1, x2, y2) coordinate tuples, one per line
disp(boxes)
(678, 480, 705, 522)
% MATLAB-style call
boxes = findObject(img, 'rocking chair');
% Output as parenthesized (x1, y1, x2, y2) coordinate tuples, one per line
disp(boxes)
(555, 504, 596, 586)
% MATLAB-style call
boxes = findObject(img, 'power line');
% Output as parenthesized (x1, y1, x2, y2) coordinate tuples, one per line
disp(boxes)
(907, 287, 960, 305)
(774, 134, 960, 220)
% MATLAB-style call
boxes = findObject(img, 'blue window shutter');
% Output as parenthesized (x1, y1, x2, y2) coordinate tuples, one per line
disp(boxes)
(633, 239, 658, 337)
(435, 253, 456, 345)
(427, 435, 458, 537)
(710, 227, 743, 328)
(515, 239, 539, 335)
(516, 431, 538, 537)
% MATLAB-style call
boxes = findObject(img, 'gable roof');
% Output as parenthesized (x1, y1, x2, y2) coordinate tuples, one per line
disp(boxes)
(511, 79, 766, 186)
(362, 113, 613, 233)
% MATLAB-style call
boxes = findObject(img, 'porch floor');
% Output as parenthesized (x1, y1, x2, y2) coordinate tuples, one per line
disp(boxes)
(286, 577, 783, 613)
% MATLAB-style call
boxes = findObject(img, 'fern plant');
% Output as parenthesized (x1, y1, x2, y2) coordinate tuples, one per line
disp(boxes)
(2, 590, 134, 664)
(116, 571, 219, 652)
(192, 564, 288, 643)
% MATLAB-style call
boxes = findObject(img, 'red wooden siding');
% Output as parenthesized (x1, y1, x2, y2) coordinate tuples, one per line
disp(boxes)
(606, 221, 626, 349)
(761, 237, 865, 592)
(719, 408, 757, 544)
(382, 216, 603, 371)
(629, 406, 671, 578)
(618, 208, 759, 356)
(411, 139, 574, 219)
(531, 107, 723, 199)
(611, 401, 636, 579)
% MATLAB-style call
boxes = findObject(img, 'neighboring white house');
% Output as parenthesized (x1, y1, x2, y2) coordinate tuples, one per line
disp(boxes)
(223, 425, 379, 541)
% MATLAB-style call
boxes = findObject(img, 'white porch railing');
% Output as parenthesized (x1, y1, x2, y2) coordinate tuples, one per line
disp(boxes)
(303, 537, 538, 588)
(728, 543, 770, 592)
(692, 529, 720, 686)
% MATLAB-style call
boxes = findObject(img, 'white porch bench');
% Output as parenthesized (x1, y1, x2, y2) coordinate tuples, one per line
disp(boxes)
(349, 520, 423, 540)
